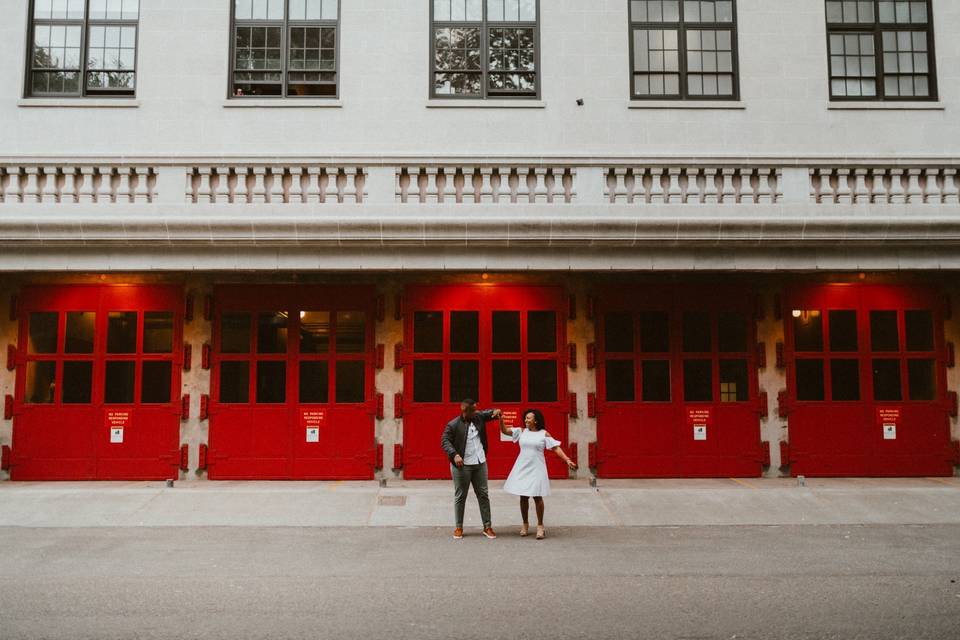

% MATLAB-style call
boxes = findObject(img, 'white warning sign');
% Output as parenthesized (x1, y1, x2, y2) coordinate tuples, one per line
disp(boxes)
(693, 424, 707, 441)
(882, 423, 897, 440)
(306, 427, 320, 443)
(110, 428, 124, 443)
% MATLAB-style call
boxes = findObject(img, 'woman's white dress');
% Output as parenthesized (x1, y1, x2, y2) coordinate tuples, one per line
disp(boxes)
(503, 428, 562, 497)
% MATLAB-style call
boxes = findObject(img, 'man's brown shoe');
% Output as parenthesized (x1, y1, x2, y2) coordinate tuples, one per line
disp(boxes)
(453, 528, 464, 539)
(482, 527, 497, 539)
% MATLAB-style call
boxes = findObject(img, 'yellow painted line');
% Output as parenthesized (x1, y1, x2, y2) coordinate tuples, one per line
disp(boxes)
(729, 477, 758, 489)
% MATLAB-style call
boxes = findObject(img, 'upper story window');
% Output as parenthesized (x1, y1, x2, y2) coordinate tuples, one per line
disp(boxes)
(629, 1, 739, 100)
(230, 0, 339, 98)
(27, 0, 140, 97)
(825, 1, 937, 100)
(431, 0, 540, 99)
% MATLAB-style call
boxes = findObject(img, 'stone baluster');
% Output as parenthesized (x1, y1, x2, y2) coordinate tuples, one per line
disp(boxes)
(565, 168, 576, 203)
(462, 168, 479, 203)
(267, 167, 284, 204)
(250, 167, 267, 203)
(133, 167, 151, 203)
(942, 169, 959, 204)
(664, 167, 682, 204)
(288, 167, 305, 204)
(440, 167, 457, 203)
(233, 168, 251, 203)
(348, 168, 364, 203)
(719, 168, 736, 204)
(867, 169, 885, 204)
(93, 167, 113, 203)
(117, 168, 136, 202)
(756, 168, 774, 204)
(185, 168, 196, 203)
(922, 168, 941, 204)
(60, 168, 78, 203)
(647, 168, 665, 203)
(2, 168, 20, 203)
(533, 167, 549, 203)
(324, 167, 341, 203)
(905, 168, 923, 204)
(300, 167, 318, 203)
(888, 169, 906, 204)
(41, 166, 60, 203)
(196, 166, 213, 203)
(809, 168, 820, 203)
(479, 167, 494, 203)
(489, 167, 504, 203)
(22, 167, 42, 203)
(421, 167, 437, 203)
(610, 168, 628, 203)
(852, 168, 870, 204)
(683, 168, 701, 204)
(702, 168, 719, 204)
(214, 167, 232, 203)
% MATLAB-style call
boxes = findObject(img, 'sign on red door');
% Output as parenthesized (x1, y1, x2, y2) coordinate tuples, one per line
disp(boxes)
(783, 283, 953, 476)
(11, 284, 184, 480)
(401, 285, 570, 479)
(208, 286, 376, 479)
(595, 285, 764, 477)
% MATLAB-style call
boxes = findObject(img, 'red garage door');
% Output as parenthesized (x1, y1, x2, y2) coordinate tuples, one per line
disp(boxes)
(401, 285, 570, 479)
(595, 286, 764, 477)
(11, 285, 184, 480)
(783, 283, 953, 476)
(208, 286, 376, 479)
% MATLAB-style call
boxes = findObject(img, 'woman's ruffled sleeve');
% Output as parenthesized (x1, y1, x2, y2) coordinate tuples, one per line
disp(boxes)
(511, 427, 522, 443)
(544, 434, 562, 449)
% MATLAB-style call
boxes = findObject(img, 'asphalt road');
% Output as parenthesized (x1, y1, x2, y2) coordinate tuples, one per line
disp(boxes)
(1, 524, 959, 640)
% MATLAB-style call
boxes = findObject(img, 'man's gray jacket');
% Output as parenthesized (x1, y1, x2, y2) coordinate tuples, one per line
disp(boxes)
(441, 409, 497, 464)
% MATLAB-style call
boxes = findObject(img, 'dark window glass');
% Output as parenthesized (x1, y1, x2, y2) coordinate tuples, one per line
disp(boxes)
(335, 360, 365, 403)
(829, 310, 858, 352)
(682, 312, 711, 352)
(256, 360, 286, 403)
(718, 312, 747, 352)
(257, 312, 288, 354)
(299, 361, 329, 403)
(232, 0, 339, 98)
(65, 311, 95, 354)
(796, 359, 825, 401)
(28, 312, 59, 354)
(450, 311, 479, 353)
(905, 310, 933, 351)
(605, 360, 635, 401)
(414, 311, 443, 353)
(221, 313, 251, 354)
(641, 359, 671, 401)
(640, 311, 670, 352)
(528, 311, 557, 353)
(528, 360, 557, 402)
(630, 0, 739, 100)
(683, 359, 712, 401)
(449, 360, 479, 402)
(220, 361, 250, 403)
(107, 311, 137, 353)
(872, 358, 902, 401)
(25, 361, 56, 404)
(492, 311, 521, 353)
(104, 361, 135, 404)
(62, 360, 93, 404)
(719, 359, 748, 402)
(432, 1, 539, 99)
(300, 311, 331, 353)
(492, 359, 522, 402)
(336, 311, 365, 353)
(907, 358, 936, 400)
(830, 358, 860, 400)
(141, 361, 172, 404)
(143, 312, 174, 353)
(793, 311, 824, 351)
(604, 312, 634, 353)
(413, 360, 443, 403)
(870, 311, 899, 351)
(27, 0, 139, 98)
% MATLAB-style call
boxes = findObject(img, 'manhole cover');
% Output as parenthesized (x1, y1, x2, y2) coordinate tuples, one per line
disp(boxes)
(378, 495, 407, 507)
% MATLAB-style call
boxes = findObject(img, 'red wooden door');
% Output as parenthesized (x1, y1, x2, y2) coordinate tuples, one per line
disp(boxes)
(208, 286, 376, 480)
(12, 285, 183, 480)
(595, 286, 763, 477)
(401, 285, 569, 480)
(784, 283, 953, 476)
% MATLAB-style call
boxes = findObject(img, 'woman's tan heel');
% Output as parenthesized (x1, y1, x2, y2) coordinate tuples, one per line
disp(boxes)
(520, 524, 529, 537)
(536, 525, 545, 540)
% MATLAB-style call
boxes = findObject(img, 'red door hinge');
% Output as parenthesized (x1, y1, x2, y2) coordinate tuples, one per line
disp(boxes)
(181, 394, 191, 421)
(394, 294, 403, 321)
(4, 395, 13, 420)
(759, 441, 771, 466)
(949, 391, 958, 418)
(376, 442, 384, 470)
(758, 390, 768, 418)
(376, 393, 384, 420)
(950, 440, 960, 467)
(569, 442, 578, 467)
(198, 443, 208, 470)
(185, 294, 194, 322)
(588, 441, 598, 469)
(568, 392, 578, 418)
(202, 343, 211, 370)
(586, 343, 596, 369)
(568, 343, 577, 369)
(779, 441, 790, 467)
(376, 295, 385, 322)
(376, 344, 385, 370)
(1, 444, 11, 471)
(392, 444, 403, 471)
(179, 444, 189, 471)
(775, 342, 785, 369)
(183, 343, 192, 371)
(394, 392, 403, 419)
(777, 389, 789, 418)
(587, 392, 597, 418)
(199, 394, 209, 420)
(394, 343, 404, 370)
(756, 342, 766, 369)
(586, 295, 596, 321)
(5, 344, 15, 371)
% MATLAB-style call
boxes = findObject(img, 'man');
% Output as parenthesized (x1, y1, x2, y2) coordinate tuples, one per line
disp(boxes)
(441, 399, 502, 540)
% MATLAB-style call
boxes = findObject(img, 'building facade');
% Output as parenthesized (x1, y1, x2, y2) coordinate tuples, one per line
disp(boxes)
(1, 0, 959, 481)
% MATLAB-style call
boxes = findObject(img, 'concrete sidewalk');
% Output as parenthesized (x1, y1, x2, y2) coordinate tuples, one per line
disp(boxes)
(1, 477, 959, 528)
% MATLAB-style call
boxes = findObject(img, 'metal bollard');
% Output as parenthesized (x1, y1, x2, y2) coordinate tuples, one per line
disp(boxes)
(165, 479, 174, 488)
(797, 475, 806, 487)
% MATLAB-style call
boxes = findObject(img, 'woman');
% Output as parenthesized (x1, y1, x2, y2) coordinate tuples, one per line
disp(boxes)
(500, 409, 577, 539)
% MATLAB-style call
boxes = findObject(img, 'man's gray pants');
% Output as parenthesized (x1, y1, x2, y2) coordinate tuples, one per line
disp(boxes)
(451, 461, 491, 529)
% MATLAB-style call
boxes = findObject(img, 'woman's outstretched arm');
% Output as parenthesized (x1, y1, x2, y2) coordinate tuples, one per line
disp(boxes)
(545, 432, 578, 470)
